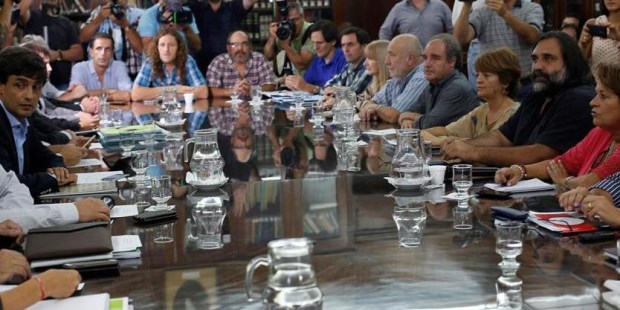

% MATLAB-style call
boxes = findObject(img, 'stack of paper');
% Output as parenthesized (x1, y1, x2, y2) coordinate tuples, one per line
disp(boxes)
(484, 178, 556, 193)
(112, 235, 142, 260)
(0, 288, 109, 310)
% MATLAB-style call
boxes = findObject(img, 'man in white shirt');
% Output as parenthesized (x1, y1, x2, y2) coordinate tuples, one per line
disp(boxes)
(0, 165, 110, 232)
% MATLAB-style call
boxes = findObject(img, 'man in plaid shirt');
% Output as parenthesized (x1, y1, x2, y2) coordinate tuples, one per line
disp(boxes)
(322, 27, 372, 108)
(206, 30, 275, 100)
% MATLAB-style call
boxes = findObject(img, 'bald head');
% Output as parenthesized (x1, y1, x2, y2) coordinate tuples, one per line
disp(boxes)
(385, 34, 423, 80)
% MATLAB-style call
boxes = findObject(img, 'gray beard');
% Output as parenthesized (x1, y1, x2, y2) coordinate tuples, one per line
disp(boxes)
(533, 67, 567, 93)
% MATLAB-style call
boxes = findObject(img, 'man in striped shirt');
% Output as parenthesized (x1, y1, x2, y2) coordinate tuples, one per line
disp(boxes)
(359, 34, 427, 124)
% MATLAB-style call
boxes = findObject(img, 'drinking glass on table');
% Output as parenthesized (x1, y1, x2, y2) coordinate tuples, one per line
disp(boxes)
(131, 150, 149, 179)
(111, 108, 123, 128)
(151, 175, 172, 211)
(495, 221, 524, 273)
(250, 85, 262, 102)
(142, 120, 156, 146)
(452, 164, 473, 204)
(119, 133, 134, 157)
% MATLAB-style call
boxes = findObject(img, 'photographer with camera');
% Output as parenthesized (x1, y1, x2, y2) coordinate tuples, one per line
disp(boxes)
(263, 1, 314, 76)
(454, 0, 543, 102)
(18, 0, 84, 90)
(137, 0, 200, 54)
(79, 0, 143, 79)
(190, 0, 258, 74)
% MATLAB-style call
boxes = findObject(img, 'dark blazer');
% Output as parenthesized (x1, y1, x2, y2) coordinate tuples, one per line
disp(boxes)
(0, 107, 63, 197)
(29, 112, 72, 145)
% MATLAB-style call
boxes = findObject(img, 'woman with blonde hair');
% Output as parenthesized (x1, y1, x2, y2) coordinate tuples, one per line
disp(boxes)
(422, 47, 521, 146)
(361, 39, 390, 101)
(132, 28, 208, 101)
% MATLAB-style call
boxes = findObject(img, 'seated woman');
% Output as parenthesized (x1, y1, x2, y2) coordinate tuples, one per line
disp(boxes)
(421, 47, 520, 146)
(559, 171, 620, 227)
(357, 39, 390, 110)
(131, 28, 208, 101)
(496, 62, 620, 189)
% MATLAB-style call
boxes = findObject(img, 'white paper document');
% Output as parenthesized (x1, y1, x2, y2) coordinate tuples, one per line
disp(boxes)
(89, 142, 103, 149)
(0, 288, 108, 310)
(112, 235, 142, 252)
(110, 205, 139, 218)
(69, 158, 104, 168)
(76, 171, 123, 184)
(484, 178, 556, 193)
(364, 128, 397, 136)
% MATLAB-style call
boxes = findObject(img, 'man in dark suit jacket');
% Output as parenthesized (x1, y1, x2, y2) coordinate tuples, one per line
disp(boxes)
(0, 46, 76, 197)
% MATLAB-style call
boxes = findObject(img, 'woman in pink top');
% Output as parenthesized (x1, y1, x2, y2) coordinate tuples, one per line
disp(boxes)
(495, 62, 620, 190)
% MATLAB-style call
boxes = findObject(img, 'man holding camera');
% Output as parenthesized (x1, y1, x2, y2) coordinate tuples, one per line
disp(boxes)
(454, 0, 543, 101)
(137, 0, 200, 53)
(79, 0, 143, 79)
(263, 1, 315, 76)
(190, 0, 258, 74)
(18, 0, 84, 90)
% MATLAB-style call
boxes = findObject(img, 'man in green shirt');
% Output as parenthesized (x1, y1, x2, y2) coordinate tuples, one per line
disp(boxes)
(263, 1, 315, 76)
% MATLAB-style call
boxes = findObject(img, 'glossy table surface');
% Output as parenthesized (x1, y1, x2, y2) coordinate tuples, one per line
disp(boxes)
(75, 98, 619, 309)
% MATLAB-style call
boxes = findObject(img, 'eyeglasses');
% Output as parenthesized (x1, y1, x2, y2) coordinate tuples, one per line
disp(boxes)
(228, 41, 250, 48)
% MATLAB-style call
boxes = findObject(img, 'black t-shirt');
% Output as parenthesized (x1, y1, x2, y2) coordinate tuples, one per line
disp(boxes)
(191, 0, 249, 73)
(23, 10, 80, 89)
(499, 83, 595, 153)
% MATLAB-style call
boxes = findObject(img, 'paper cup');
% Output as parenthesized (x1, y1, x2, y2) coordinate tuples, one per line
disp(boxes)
(183, 93, 194, 113)
(429, 165, 447, 185)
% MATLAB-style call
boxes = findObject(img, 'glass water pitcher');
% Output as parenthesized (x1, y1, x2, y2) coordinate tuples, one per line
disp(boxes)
(184, 128, 224, 182)
(246, 238, 323, 309)
(391, 128, 425, 180)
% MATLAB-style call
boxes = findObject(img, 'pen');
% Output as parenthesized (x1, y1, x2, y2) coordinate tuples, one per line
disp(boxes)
(82, 135, 96, 149)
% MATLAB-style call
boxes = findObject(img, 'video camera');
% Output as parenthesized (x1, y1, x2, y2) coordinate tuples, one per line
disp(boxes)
(275, 0, 295, 40)
(157, 0, 193, 24)
(0, 0, 21, 25)
(110, 0, 125, 19)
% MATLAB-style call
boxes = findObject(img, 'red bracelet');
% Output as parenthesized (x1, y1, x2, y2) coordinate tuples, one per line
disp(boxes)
(33, 276, 46, 300)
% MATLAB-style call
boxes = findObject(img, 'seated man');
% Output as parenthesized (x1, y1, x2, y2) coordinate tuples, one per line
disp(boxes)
(443, 31, 595, 166)
(0, 166, 110, 231)
(70, 33, 133, 102)
(284, 20, 346, 94)
(21, 35, 101, 130)
(0, 46, 76, 197)
(206, 31, 276, 99)
(359, 34, 427, 124)
(322, 26, 372, 108)
(399, 34, 478, 129)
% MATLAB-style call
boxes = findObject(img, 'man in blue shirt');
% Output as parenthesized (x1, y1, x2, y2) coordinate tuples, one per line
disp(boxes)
(0, 47, 75, 197)
(79, 0, 144, 79)
(359, 34, 427, 124)
(70, 33, 132, 102)
(284, 20, 346, 94)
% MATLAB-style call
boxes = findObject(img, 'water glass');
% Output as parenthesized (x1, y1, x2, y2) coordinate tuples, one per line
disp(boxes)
(452, 164, 473, 200)
(151, 175, 172, 211)
(495, 221, 524, 268)
(153, 222, 175, 243)
(453, 206, 473, 230)
(230, 87, 239, 104)
(496, 275, 523, 310)
(393, 206, 427, 247)
(111, 109, 123, 128)
(135, 177, 152, 212)
(188, 198, 227, 249)
(346, 141, 361, 172)
(117, 177, 137, 204)
(142, 120, 156, 146)
(131, 150, 149, 179)
(250, 85, 261, 102)
(119, 133, 134, 157)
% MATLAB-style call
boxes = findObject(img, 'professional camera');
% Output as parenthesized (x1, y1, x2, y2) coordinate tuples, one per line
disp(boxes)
(110, 0, 125, 19)
(275, 0, 295, 40)
(157, 0, 193, 24)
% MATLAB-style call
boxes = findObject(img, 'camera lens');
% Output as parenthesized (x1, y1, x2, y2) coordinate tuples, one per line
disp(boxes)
(276, 25, 291, 41)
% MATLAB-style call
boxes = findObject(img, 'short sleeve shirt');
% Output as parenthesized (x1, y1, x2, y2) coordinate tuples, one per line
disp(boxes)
(445, 101, 520, 138)
(70, 60, 133, 91)
(134, 55, 206, 87)
(206, 51, 275, 88)
(303, 48, 347, 87)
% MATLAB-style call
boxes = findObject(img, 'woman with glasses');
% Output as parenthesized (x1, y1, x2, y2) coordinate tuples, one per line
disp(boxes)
(496, 62, 620, 191)
(131, 28, 208, 101)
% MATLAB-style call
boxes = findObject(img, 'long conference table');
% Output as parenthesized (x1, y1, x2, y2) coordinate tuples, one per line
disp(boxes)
(65, 98, 618, 309)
